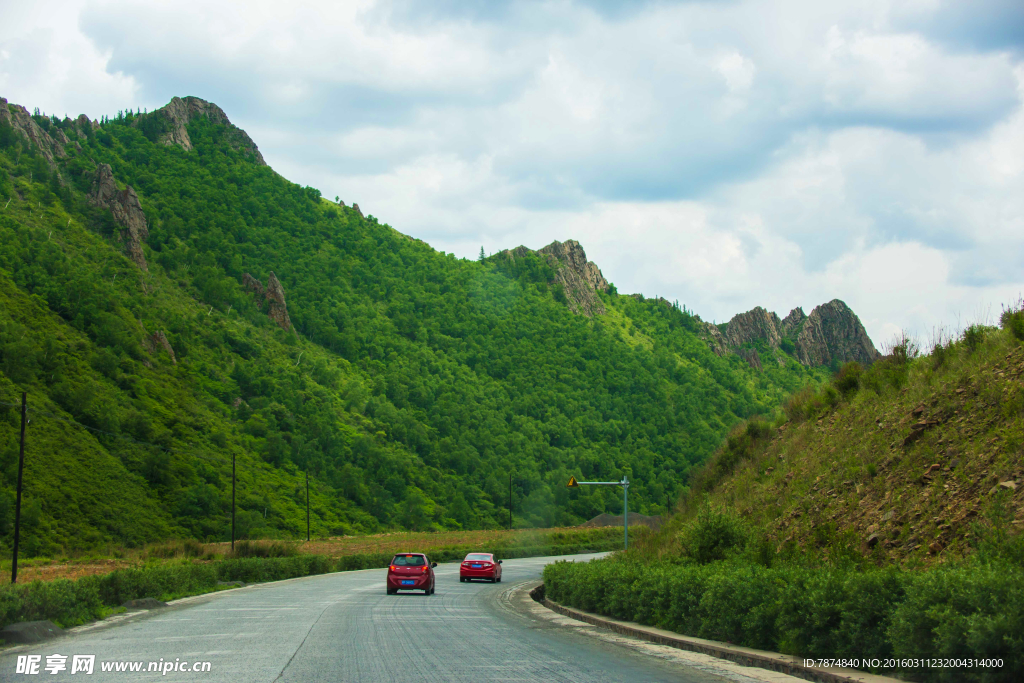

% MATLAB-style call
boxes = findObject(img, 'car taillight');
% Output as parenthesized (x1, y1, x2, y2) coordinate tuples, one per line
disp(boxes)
(389, 565, 396, 572)
(421, 565, 429, 573)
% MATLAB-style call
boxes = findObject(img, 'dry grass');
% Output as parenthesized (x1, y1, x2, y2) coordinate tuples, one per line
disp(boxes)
(0, 526, 607, 583)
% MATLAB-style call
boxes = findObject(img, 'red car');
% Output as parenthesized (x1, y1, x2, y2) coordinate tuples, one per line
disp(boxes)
(386, 553, 436, 595)
(460, 553, 502, 582)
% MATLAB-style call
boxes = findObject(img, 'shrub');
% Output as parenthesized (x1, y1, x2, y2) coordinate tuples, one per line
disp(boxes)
(963, 324, 986, 352)
(217, 556, 332, 584)
(833, 362, 863, 397)
(679, 501, 747, 564)
(784, 385, 827, 423)
(864, 332, 918, 393)
(544, 556, 1024, 682)
(228, 540, 298, 559)
(1000, 301, 1024, 342)
(96, 563, 218, 605)
(889, 565, 1024, 682)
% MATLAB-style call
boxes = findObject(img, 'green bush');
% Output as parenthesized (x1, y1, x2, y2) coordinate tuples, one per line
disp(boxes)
(97, 563, 219, 605)
(1000, 305, 1024, 342)
(679, 501, 747, 564)
(833, 362, 863, 397)
(228, 540, 299, 559)
(963, 325, 987, 352)
(0, 578, 104, 629)
(543, 556, 1023, 683)
(217, 555, 332, 583)
(889, 565, 1023, 682)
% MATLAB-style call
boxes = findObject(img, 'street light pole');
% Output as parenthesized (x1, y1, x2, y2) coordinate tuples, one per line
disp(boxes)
(567, 474, 631, 551)
(623, 475, 629, 550)
(11, 392, 27, 584)
(231, 452, 236, 552)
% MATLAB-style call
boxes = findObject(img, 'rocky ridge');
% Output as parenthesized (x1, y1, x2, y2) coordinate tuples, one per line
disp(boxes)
(697, 299, 879, 369)
(90, 163, 150, 270)
(497, 240, 610, 317)
(537, 240, 609, 316)
(0, 97, 98, 175)
(793, 300, 879, 367)
(137, 96, 266, 166)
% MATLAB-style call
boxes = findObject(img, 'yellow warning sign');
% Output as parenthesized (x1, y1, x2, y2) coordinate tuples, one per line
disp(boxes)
(567, 476, 579, 488)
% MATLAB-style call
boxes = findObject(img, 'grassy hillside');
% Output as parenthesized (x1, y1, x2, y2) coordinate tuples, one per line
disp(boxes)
(0, 101, 828, 556)
(661, 314, 1024, 566)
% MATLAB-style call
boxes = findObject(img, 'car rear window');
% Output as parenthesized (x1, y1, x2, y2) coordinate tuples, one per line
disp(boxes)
(465, 554, 492, 561)
(392, 555, 425, 566)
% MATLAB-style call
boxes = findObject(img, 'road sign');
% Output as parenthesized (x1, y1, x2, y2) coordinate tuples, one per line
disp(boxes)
(565, 475, 631, 550)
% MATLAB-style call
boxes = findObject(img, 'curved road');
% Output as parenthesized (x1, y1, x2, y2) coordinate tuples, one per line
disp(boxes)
(1, 554, 793, 682)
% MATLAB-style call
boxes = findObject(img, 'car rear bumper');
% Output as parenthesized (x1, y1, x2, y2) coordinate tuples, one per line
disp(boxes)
(388, 574, 430, 589)
(460, 569, 498, 579)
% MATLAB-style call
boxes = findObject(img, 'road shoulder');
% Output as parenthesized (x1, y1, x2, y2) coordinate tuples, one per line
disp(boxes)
(510, 581, 902, 683)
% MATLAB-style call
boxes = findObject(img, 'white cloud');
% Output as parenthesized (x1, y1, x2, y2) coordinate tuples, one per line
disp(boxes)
(2, 0, 1022, 350)
(0, 1, 136, 119)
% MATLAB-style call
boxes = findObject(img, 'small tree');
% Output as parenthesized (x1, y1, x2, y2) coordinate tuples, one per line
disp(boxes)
(478, 246, 486, 262)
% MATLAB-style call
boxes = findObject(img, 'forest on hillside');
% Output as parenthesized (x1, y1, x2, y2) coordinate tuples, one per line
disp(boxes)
(0, 103, 827, 556)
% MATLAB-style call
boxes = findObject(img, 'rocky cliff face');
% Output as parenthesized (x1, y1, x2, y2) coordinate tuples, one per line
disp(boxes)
(265, 273, 292, 330)
(243, 272, 292, 331)
(90, 164, 149, 270)
(725, 306, 783, 350)
(781, 307, 806, 337)
(0, 98, 86, 174)
(139, 96, 267, 165)
(537, 240, 609, 317)
(794, 300, 880, 367)
(696, 319, 728, 356)
(699, 299, 878, 369)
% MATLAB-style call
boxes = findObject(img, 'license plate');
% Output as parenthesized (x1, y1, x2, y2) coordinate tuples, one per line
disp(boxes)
(401, 580, 415, 585)
(471, 564, 482, 568)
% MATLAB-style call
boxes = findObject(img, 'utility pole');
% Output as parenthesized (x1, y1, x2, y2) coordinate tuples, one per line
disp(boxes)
(305, 470, 310, 542)
(567, 474, 631, 550)
(11, 393, 26, 584)
(231, 452, 236, 553)
(508, 472, 512, 531)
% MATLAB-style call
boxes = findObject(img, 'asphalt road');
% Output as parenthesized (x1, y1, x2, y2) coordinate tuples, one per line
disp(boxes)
(0, 554, 786, 682)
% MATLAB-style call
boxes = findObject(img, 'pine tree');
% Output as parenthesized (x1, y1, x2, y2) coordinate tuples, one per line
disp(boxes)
(478, 246, 486, 262)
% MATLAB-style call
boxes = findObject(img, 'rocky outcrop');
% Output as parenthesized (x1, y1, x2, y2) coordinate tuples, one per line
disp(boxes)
(90, 164, 149, 270)
(242, 273, 265, 299)
(0, 99, 99, 176)
(696, 299, 878, 369)
(0, 98, 68, 172)
(265, 273, 292, 331)
(537, 240, 609, 317)
(242, 272, 292, 331)
(736, 347, 762, 370)
(138, 96, 266, 165)
(147, 331, 177, 364)
(352, 203, 363, 218)
(725, 306, 783, 350)
(794, 300, 880, 367)
(696, 319, 728, 356)
(781, 307, 806, 337)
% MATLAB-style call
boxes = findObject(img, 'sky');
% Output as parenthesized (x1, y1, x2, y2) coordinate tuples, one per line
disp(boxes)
(2, 0, 1023, 348)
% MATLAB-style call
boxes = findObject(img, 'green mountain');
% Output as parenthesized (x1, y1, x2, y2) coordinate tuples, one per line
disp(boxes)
(0, 95, 843, 556)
